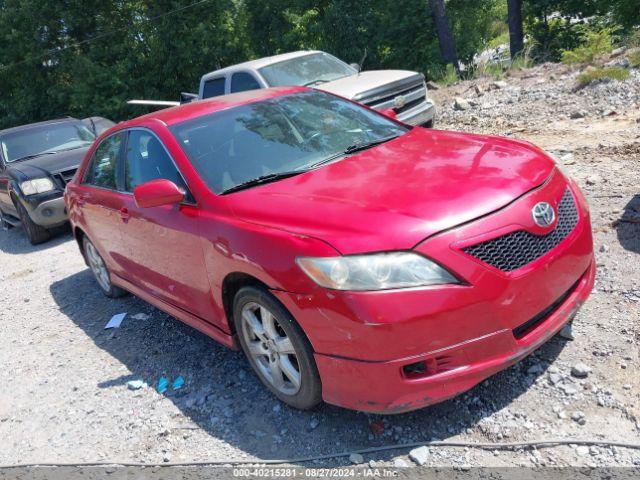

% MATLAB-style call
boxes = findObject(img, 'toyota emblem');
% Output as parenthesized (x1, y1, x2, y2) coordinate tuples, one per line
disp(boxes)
(532, 202, 556, 227)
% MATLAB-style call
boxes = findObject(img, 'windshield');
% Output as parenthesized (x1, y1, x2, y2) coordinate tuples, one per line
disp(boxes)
(259, 52, 357, 87)
(0, 122, 95, 163)
(170, 90, 408, 194)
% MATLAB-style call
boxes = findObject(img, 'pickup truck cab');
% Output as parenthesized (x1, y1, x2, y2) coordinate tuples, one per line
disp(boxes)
(198, 50, 436, 127)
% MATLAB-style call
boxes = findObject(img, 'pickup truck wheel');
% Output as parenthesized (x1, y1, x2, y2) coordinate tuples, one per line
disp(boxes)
(83, 237, 127, 298)
(15, 200, 50, 244)
(234, 286, 322, 410)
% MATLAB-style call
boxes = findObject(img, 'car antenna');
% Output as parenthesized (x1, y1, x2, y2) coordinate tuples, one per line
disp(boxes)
(358, 47, 368, 76)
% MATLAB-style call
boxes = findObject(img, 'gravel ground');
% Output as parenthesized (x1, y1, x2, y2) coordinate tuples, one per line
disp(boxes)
(1, 59, 639, 470)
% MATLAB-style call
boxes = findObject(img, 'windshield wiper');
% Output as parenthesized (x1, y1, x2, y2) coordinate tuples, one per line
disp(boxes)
(302, 79, 329, 87)
(304, 134, 402, 170)
(11, 152, 57, 162)
(221, 171, 303, 195)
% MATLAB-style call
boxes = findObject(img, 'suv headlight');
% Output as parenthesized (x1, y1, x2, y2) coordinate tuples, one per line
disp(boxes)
(20, 178, 55, 195)
(296, 252, 459, 291)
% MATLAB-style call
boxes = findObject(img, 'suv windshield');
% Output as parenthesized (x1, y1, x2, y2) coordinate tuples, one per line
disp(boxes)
(170, 90, 408, 194)
(259, 52, 357, 87)
(0, 121, 95, 163)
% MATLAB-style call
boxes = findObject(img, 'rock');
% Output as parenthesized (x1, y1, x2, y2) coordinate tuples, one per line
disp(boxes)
(393, 458, 410, 468)
(492, 80, 508, 89)
(623, 384, 632, 390)
(526, 364, 543, 376)
(560, 153, 576, 165)
(560, 384, 578, 396)
(348, 453, 363, 464)
(426, 81, 439, 90)
(453, 97, 471, 111)
(575, 446, 590, 456)
(474, 85, 484, 96)
(308, 418, 320, 430)
(570, 110, 586, 119)
(127, 379, 146, 390)
(131, 313, 149, 320)
(548, 373, 562, 385)
(599, 244, 610, 253)
(409, 446, 430, 466)
(571, 411, 587, 425)
(558, 324, 575, 340)
(611, 47, 626, 57)
(571, 362, 592, 378)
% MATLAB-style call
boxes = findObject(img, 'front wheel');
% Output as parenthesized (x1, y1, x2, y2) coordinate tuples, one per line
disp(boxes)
(83, 236, 127, 298)
(233, 286, 322, 410)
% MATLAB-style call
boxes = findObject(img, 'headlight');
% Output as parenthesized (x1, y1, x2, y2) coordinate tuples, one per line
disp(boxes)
(296, 252, 459, 291)
(20, 178, 55, 195)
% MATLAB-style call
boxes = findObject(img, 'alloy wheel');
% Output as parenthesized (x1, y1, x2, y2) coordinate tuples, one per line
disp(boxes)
(85, 241, 111, 292)
(241, 302, 301, 395)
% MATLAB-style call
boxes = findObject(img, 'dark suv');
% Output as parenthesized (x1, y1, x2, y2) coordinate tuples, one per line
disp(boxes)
(0, 117, 114, 244)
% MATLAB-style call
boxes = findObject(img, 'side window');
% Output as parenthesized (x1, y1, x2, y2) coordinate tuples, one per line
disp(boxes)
(202, 77, 225, 98)
(84, 133, 122, 189)
(124, 130, 188, 194)
(230, 72, 261, 93)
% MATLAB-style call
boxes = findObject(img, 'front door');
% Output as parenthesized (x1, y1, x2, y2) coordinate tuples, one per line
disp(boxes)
(117, 128, 214, 322)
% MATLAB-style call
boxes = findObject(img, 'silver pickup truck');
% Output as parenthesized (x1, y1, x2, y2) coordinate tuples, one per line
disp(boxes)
(198, 50, 436, 127)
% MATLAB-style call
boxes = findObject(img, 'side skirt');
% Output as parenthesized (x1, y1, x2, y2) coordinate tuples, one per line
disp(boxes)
(111, 273, 237, 350)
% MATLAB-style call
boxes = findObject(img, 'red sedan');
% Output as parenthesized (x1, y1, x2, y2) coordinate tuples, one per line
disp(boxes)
(65, 87, 594, 413)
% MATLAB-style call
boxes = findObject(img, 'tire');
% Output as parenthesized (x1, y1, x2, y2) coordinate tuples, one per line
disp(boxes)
(15, 200, 50, 244)
(233, 286, 322, 410)
(82, 236, 127, 298)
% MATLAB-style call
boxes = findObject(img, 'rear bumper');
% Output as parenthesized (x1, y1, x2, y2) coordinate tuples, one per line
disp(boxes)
(312, 259, 594, 413)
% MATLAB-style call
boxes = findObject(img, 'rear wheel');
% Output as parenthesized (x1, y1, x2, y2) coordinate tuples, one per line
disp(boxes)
(15, 200, 50, 244)
(83, 236, 127, 298)
(233, 286, 322, 410)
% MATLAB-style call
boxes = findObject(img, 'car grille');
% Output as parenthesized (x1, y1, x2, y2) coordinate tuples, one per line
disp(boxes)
(54, 168, 78, 188)
(463, 188, 579, 272)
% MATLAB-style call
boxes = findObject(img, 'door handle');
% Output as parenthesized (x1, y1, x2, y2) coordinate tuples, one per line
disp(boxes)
(118, 207, 130, 222)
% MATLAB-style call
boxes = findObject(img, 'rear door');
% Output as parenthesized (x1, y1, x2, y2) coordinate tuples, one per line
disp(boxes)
(117, 128, 213, 321)
(76, 132, 130, 277)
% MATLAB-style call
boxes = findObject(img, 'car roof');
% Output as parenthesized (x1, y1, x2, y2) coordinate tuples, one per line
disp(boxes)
(119, 86, 308, 128)
(0, 117, 79, 136)
(200, 50, 322, 80)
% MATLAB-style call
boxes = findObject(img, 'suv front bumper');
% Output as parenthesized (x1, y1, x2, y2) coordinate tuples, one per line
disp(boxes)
(26, 195, 68, 227)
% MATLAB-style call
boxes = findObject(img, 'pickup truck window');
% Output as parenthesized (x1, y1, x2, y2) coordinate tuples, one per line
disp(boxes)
(230, 72, 261, 93)
(259, 52, 356, 88)
(84, 133, 122, 190)
(202, 77, 226, 99)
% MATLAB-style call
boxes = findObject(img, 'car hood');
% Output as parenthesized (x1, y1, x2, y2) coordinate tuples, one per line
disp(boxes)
(9, 147, 89, 178)
(317, 70, 422, 100)
(227, 128, 556, 254)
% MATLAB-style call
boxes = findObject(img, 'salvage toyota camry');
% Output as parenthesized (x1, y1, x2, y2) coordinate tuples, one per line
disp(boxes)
(65, 87, 594, 413)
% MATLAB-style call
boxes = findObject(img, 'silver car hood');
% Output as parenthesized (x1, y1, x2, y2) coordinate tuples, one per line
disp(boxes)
(316, 70, 424, 101)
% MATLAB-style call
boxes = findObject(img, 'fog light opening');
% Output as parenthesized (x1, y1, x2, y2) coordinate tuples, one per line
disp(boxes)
(403, 358, 440, 379)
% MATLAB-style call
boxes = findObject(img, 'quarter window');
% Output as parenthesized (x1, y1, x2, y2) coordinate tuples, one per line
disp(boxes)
(202, 77, 226, 98)
(230, 72, 261, 93)
(124, 130, 187, 194)
(84, 133, 122, 189)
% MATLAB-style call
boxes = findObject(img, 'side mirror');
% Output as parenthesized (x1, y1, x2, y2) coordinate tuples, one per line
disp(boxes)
(350, 62, 361, 72)
(380, 108, 398, 120)
(180, 92, 198, 104)
(134, 179, 184, 208)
